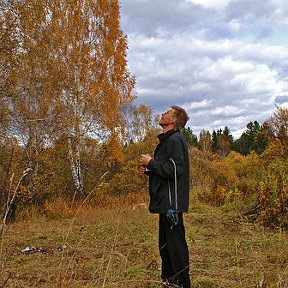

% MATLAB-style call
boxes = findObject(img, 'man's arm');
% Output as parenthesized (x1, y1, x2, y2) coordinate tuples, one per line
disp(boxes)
(143, 138, 185, 179)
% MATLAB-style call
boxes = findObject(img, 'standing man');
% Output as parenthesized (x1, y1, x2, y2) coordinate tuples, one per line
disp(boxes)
(140, 105, 190, 288)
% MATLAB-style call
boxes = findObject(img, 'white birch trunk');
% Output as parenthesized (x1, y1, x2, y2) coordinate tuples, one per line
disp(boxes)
(67, 136, 84, 195)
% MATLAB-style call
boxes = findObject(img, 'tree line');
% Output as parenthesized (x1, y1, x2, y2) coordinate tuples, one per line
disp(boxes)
(182, 120, 268, 157)
(1, 0, 288, 228)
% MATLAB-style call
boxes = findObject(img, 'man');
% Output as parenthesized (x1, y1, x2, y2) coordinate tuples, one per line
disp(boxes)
(140, 105, 190, 287)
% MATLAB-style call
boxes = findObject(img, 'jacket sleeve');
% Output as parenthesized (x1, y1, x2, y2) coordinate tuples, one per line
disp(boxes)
(147, 136, 185, 179)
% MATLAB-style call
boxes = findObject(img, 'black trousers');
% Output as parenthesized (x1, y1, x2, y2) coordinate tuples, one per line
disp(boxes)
(159, 213, 190, 287)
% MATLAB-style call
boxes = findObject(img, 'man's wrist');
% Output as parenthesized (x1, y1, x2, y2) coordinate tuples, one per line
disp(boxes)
(147, 159, 154, 169)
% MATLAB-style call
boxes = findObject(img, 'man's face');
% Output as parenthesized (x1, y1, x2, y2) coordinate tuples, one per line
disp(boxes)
(159, 108, 176, 126)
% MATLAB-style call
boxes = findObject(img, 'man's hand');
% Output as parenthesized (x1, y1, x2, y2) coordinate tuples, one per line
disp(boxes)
(140, 154, 152, 166)
(140, 165, 146, 174)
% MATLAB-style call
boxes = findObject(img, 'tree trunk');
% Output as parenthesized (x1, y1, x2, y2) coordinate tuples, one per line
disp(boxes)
(67, 136, 84, 197)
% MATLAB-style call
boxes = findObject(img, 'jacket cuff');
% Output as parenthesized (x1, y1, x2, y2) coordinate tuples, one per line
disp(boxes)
(147, 159, 156, 170)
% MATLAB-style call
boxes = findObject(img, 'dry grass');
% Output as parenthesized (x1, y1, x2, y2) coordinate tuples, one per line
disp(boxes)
(187, 203, 288, 287)
(0, 197, 287, 288)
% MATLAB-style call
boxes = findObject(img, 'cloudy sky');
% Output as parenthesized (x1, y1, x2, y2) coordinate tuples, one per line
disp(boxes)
(119, 0, 288, 138)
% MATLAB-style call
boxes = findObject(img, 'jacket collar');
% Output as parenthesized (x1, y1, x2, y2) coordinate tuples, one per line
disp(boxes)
(157, 129, 178, 144)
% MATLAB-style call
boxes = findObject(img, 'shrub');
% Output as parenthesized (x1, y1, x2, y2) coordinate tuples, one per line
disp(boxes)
(253, 159, 288, 228)
(189, 148, 239, 205)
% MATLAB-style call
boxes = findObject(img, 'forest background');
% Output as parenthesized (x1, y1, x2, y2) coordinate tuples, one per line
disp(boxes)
(1, 1, 288, 287)
(1, 0, 288, 231)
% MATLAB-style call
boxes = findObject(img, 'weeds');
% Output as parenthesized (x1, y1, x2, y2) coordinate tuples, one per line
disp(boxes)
(0, 168, 33, 287)
(0, 198, 287, 287)
(0, 168, 32, 239)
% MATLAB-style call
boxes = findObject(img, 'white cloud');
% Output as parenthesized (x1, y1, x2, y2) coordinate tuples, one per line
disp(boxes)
(120, 0, 288, 137)
(210, 106, 245, 116)
(186, 100, 211, 109)
(186, 0, 230, 9)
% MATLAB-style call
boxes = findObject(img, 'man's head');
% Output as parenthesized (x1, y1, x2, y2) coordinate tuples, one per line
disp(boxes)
(170, 105, 189, 129)
(159, 105, 189, 131)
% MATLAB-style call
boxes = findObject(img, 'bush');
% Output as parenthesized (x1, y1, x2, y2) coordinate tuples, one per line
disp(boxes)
(253, 159, 288, 228)
(189, 148, 239, 205)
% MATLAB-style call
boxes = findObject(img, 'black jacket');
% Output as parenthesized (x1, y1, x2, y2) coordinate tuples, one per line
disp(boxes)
(146, 129, 190, 214)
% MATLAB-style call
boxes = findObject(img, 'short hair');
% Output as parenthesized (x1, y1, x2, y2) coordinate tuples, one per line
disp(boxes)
(171, 105, 189, 129)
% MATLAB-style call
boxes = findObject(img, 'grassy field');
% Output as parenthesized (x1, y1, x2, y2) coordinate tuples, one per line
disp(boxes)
(0, 200, 287, 288)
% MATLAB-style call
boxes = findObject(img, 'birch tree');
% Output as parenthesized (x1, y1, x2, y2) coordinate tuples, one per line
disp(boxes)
(199, 129, 211, 153)
(264, 106, 288, 157)
(0, 1, 18, 137)
(123, 104, 158, 143)
(48, 0, 135, 195)
(1, 0, 135, 197)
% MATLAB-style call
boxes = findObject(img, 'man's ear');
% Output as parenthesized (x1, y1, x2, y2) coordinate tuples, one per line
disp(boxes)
(170, 116, 176, 125)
